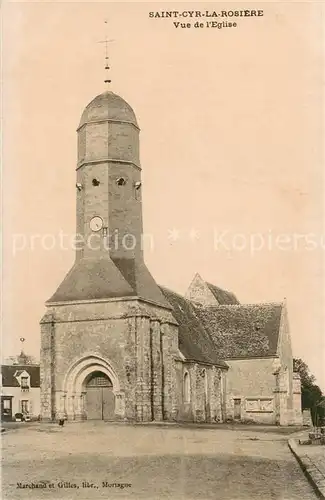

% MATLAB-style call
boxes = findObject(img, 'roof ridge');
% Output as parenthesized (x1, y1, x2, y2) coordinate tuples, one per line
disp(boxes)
(205, 281, 240, 304)
(1, 364, 40, 368)
(159, 285, 228, 367)
(159, 285, 195, 305)
(206, 281, 235, 294)
(196, 302, 283, 309)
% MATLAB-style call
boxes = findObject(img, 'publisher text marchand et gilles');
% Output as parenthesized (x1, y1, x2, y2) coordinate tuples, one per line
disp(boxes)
(149, 10, 264, 18)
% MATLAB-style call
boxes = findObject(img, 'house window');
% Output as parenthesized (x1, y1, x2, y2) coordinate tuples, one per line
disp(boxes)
(184, 372, 191, 403)
(3, 399, 11, 410)
(20, 400, 29, 414)
(21, 376, 29, 388)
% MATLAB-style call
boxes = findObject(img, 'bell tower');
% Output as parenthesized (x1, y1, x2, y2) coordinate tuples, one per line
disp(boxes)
(40, 39, 176, 424)
(74, 26, 144, 263)
(76, 91, 143, 261)
(47, 90, 169, 307)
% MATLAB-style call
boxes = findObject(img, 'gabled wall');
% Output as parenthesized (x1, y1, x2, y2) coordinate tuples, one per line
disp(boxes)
(225, 357, 278, 424)
(185, 274, 219, 305)
(223, 303, 302, 426)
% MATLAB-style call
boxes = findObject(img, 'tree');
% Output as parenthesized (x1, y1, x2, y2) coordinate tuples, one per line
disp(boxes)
(293, 358, 315, 387)
(293, 358, 324, 425)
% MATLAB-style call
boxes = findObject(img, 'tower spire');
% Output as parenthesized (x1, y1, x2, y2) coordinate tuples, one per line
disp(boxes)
(18, 337, 29, 364)
(19, 337, 26, 355)
(98, 20, 115, 89)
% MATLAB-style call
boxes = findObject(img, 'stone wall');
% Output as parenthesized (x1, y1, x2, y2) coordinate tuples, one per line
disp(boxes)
(275, 303, 302, 425)
(39, 298, 179, 423)
(277, 303, 294, 413)
(150, 320, 163, 421)
(79, 121, 140, 167)
(40, 294, 302, 426)
(134, 315, 149, 420)
(174, 362, 224, 423)
(302, 409, 312, 426)
(292, 372, 303, 425)
(225, 358, 278, 424)
(40, 294, 229, 424)
(223, 306, 302, 427)
(40, 313, 55, 421)
(75, 161, 143, 260)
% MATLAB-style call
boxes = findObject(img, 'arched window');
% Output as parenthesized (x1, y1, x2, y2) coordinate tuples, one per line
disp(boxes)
(184, 372, 191, 403)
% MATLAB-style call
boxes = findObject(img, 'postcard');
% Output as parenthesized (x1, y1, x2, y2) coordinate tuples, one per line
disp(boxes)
(2, 2, 324, 499)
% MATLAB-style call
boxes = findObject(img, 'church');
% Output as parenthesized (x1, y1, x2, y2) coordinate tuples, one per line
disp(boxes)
(40, 89, 302, 426)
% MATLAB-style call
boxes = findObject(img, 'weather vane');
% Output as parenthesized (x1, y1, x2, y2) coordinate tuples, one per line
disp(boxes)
(98, 20, 115, 88)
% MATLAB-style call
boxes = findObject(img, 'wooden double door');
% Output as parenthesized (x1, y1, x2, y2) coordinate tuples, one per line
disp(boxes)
(85, 371, 115, 420)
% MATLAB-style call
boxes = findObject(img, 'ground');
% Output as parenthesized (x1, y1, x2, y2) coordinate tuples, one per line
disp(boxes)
(1, 422, 317, 500)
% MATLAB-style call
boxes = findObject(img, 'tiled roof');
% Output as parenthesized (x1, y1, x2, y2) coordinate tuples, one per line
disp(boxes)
(195, 303, 283, 359)
(48, 258, 171, 309)
(79, 91, 138, 129)
(48, 257, 135, 303)
(206, 282, 240, 305)
(1, 365, 40, 388)
(112, 259, 171, 309)
(160, 287, 228, 368)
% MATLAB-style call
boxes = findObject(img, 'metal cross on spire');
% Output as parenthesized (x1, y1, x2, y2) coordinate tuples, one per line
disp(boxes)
(98, 20, 115, 89)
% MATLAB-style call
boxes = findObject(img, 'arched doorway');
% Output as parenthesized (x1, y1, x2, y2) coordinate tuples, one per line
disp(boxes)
(62, 355, 124, 421)
(84, 371, 115, 420)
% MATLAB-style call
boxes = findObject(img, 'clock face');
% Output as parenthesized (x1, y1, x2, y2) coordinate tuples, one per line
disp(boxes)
(89, 216, 103, 232)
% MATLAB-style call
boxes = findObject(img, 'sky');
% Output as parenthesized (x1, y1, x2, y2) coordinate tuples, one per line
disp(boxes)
(2, 1, 324, 390)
